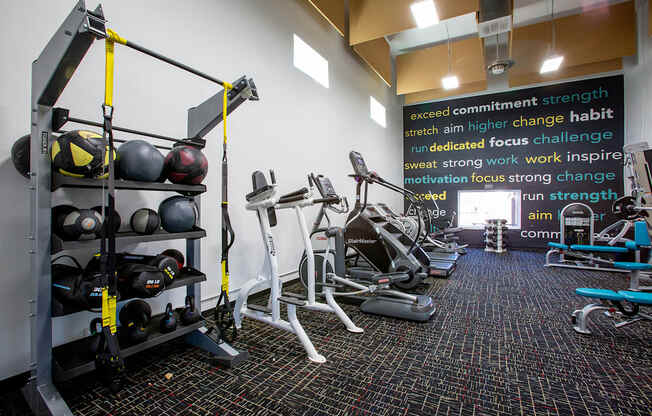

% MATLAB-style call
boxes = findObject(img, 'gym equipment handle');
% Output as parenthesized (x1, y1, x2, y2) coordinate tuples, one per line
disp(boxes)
(314, 197, 340, 205)
(278, 194, 308, 204)
(280, 187, 309, 199)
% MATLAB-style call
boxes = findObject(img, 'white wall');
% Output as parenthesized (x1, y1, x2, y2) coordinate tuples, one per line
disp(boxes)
(0, 0, 403, 380)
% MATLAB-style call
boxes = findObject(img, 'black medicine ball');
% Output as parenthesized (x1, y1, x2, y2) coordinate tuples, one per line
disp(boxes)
(11, 134, 30, 179)
(116, 140, 165, 182)
(50, 130, 113, 178)
(164, 146, 208, 185)
(130, 208, 160, 235)
(52, 205, 102, 241)
(158, 196, 197, 233)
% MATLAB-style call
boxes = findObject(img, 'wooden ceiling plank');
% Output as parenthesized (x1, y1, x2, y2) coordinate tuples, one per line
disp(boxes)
(397, 37, 486, 95)
(353, 38, 393, 86)
(511, 1, 635, 77)
(508, 59, 623, 88)
(404, 80, 488, 104)
(305, 0, 347, 37)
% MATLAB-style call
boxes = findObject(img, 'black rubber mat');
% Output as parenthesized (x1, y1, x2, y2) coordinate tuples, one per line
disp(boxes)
(4, 249, 652, 415)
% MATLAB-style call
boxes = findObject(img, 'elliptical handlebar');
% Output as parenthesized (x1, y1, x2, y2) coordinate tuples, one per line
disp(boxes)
(314, 196, 341, 205)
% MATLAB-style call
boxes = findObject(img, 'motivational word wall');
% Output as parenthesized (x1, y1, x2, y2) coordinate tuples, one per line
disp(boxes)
(403, 76, 624, 248)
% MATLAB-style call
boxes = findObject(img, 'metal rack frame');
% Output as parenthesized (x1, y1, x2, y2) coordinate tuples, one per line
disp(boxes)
(23, 2, 253, 414)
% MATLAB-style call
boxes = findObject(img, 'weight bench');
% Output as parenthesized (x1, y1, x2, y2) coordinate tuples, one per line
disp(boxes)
(572, 287, 652, 334)
(545, 242, 631, 273)
(546, 220, 652, 290)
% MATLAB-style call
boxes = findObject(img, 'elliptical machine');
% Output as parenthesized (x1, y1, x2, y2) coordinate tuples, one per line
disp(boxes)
(234, 170, 363, 364)
(299, 173, 436, 321)
(346, 151, 455, 285)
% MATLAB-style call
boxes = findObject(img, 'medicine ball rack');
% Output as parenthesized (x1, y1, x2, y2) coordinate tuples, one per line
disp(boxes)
(24, 2, 258, 414)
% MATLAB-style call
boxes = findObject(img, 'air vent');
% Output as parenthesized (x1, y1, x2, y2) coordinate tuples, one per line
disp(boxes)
(478, 15, 512, 38)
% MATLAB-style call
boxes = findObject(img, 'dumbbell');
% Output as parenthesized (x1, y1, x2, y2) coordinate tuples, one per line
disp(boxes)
(486, 241, 508, 249)
(118, 250, 183, 285)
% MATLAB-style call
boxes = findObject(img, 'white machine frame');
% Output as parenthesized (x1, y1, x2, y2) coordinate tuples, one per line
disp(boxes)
(234, 173, 362, 364)
(276, 191, 363, 334)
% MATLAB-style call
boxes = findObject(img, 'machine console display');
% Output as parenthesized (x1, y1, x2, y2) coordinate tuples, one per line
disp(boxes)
(315, 176, 337, 197)
(349, 151, 370, 178)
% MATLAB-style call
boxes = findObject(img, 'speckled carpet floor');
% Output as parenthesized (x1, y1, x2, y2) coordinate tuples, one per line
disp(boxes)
(3, 249, 651, 415)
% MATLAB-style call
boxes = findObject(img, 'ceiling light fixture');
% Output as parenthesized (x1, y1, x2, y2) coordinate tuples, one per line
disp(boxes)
(441, 23, 459, 90)
(540, 56, 563, 73)
(410, 0, 439, 28)
(442, 75, 459, 90)
(540, 0, 563, 74)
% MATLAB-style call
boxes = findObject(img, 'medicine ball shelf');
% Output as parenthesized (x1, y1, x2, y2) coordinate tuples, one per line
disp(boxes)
(52, 314, 205, 382)
(51, 172, 207, 195)
(25, 4, 254, 413)
(51, 227, 207, 254)
(52, 267, 207, 317)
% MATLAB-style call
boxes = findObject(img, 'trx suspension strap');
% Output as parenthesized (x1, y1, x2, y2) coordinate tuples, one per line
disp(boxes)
(215, 82, 238, 343)
(95, 28, 126, 392)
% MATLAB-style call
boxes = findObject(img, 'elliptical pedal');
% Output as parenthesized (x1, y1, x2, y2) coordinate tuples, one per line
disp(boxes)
(282, 291, 307, 300)
(317, 281, 342, 288)
(247, 304, 272, 314)
(278, 296, 307, 306)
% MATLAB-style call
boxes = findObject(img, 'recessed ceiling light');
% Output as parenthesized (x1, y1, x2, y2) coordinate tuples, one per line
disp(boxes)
(410, 1, 439, 28)
(540, 55, 563, 74)
(442, 75, 459, 90)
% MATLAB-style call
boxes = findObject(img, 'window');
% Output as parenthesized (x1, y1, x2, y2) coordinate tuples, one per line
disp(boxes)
(369, 96, 386, 128)
(293, 34, 329, 88)
(457, 190, 521, 229)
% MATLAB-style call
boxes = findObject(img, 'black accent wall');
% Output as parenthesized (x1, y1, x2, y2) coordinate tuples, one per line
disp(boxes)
(403, 76, 624, 248)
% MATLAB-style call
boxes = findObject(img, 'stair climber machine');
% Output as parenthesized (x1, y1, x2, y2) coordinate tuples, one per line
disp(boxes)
(374, 203, 464, 263)
(233, 170, 363, 364)
(347, 151, 456, 282)
(299, 173, 436, 321)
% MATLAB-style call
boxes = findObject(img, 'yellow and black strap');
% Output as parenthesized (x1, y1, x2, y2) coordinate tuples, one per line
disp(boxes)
(94, 29, 125, 392)
(216, 82, 238, 343)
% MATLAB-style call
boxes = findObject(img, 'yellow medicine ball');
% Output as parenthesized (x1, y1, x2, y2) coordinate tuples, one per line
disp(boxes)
(50, 130, 115, 179)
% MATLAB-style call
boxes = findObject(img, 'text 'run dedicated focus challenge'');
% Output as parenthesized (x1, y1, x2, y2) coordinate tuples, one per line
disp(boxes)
(403, 75, 624, 248)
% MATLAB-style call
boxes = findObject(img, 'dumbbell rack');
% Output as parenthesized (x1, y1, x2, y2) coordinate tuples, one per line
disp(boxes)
(24, 3, 248, 414)
(484, 219, 508, 253)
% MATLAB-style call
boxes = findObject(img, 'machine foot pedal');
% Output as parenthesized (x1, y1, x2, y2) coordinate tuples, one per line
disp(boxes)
(278, 296, 307, 306)
(317, 282, 341, 288)
(283, 292, 307, 300)
(247, 304, 272, 314)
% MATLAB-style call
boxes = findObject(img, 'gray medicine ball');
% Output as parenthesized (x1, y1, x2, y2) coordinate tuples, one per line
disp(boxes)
(116, 140, 165, 182)
(158, 196, 197, 233)
(130, 208, 160, 235)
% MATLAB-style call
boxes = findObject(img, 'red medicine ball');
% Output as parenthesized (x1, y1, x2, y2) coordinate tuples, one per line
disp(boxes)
(164, 146, 208, 185)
